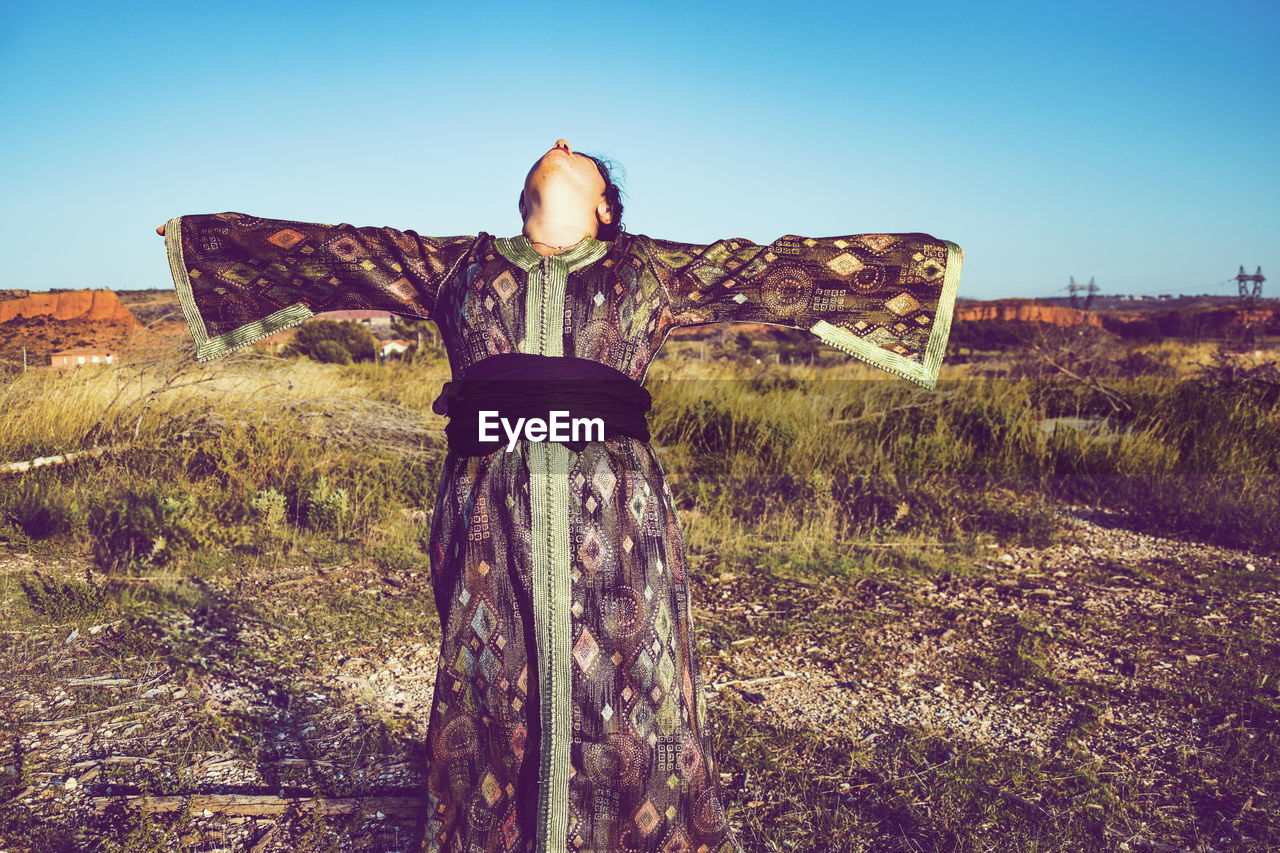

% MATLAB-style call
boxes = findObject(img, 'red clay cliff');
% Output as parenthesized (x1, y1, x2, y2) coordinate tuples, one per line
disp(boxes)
(0, 289, 137, 326)
(0, 289, 141, 365)
(955, 298, 1101, 327)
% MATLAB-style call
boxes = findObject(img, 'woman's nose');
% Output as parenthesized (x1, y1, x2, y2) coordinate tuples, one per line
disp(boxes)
(554, 139, 571, 154)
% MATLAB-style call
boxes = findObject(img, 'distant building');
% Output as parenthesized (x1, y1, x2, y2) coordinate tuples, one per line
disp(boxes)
(314, 309, 395, 336)
(50, 349, 115, 368)
(380, 339, 411, 359)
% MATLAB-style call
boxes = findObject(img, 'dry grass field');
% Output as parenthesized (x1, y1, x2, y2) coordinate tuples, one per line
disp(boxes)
(0, 331, 1277, 852)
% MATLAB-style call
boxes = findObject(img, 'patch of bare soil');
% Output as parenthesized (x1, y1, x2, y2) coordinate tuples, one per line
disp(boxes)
(696, 504, 1279, 826)
(0, 560, 443, 851)
(1, 504, 1276, 850)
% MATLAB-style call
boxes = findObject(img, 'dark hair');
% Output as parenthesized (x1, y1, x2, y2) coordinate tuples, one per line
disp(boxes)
(518, 151, 626, 241)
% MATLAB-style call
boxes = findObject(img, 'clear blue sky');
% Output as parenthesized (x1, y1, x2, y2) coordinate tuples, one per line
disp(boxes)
(2, 0, 1276, 301)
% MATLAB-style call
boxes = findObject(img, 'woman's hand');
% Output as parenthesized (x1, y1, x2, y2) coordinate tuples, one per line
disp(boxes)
(155, 224, 166, 236)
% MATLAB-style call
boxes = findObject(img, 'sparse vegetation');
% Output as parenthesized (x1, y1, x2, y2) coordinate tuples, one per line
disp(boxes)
(285, 319, 380, 364)
(0, 334, 1276, 850)
(18, 568, 110, 619)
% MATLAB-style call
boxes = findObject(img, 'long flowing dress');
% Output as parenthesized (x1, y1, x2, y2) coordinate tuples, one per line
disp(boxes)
(164, 212, 963, 853)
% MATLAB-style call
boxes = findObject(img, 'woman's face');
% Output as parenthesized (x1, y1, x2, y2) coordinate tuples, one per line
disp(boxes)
(522, 139, 607, 216)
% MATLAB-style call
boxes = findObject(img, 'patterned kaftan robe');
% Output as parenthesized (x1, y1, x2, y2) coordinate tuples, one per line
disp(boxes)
(164, 213, 963, 853)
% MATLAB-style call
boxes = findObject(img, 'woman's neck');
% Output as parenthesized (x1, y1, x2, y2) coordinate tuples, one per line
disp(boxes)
(523, 208, 596, 256)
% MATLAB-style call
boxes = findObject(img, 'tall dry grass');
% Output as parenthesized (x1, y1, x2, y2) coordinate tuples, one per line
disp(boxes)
(1, 339, 1276, 574)
(1, 336, 1277, 850)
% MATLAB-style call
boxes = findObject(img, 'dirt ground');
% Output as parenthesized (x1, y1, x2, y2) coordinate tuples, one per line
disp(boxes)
(1, 502, 1276, 851)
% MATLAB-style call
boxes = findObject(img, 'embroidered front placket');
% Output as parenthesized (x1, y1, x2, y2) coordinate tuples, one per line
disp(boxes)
(493, 236, 609, 853)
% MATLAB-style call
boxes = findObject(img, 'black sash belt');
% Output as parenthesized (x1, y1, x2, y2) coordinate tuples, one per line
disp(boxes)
(431, 353, 652, 456)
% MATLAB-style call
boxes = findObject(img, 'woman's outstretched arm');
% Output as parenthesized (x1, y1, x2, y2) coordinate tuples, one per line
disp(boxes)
(640, 232, 963, 389)
(158, 212, 477, 362)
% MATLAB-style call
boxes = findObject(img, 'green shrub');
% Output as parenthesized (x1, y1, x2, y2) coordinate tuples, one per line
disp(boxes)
(304, 474, 349, 533)
(19, 569, 110, 619)
(312, 339, 353, 365)
(1, 479, 83, 541)
(0, 514, 33, 549)
(87, 484, 256, 572)
(88, 486, 169, 572)
(250, 487, 287, 529)
(288, 319, 377, 363)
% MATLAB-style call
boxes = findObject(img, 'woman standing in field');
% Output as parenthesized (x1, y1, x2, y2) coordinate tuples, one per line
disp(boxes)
(157, 138, 963, 853)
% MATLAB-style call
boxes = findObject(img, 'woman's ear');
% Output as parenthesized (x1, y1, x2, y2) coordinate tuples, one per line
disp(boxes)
(596, 199, 613, 225)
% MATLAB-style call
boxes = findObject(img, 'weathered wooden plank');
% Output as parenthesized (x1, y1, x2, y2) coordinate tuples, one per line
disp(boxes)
(90, 793, 425, 817)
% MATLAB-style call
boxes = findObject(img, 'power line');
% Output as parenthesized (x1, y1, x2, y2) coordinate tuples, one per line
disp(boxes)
(1051, 277, 1240, 299)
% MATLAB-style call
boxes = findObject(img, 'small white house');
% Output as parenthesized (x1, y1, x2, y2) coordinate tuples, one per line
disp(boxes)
(380, 339, 411, 359)
(49, 349, 115, 368)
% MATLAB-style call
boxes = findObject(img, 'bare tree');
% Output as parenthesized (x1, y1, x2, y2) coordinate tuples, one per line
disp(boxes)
(1014, 323, 1134, 415)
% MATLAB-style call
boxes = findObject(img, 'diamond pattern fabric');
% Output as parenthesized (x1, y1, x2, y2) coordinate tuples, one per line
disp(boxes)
(165, 213, 963, 852)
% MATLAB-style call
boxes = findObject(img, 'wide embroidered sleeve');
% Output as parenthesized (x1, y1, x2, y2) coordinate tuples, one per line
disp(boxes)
(642, 232, 963, 389)
(163, 211, 477, 362)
